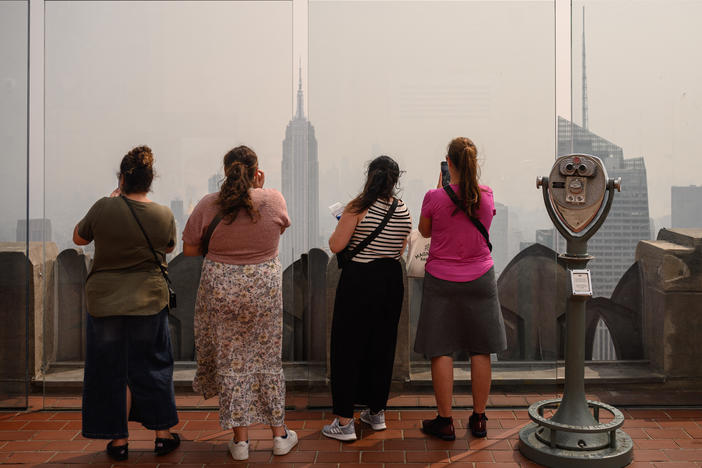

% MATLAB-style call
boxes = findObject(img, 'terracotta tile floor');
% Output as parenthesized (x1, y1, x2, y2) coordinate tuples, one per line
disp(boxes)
(1, 394, 702, 467)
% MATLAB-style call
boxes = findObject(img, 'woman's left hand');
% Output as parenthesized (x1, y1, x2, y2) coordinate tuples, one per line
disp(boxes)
(254, 170, 265, 188)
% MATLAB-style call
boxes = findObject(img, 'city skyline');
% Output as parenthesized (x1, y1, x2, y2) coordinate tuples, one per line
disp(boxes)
(2, 1, 701, 259)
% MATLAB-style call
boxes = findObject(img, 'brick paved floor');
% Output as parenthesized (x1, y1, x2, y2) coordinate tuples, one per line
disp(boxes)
(1, 404, 701, 467)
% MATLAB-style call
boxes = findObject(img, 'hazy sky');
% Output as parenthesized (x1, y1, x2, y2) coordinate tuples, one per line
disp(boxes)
(1, 0, 701, 250)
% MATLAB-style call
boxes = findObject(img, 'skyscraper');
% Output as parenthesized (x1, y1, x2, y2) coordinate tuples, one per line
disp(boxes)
(557, 126, 650, 298)
(16, 219, 52, 242)
(208, 172, 223, 194)
(671, 185, 702, 228)
(556, 12, 651, 297)
(280, 67, 320, 268)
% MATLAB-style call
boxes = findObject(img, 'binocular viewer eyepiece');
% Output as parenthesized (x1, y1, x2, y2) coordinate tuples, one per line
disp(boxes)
(536, 154, 621, 238)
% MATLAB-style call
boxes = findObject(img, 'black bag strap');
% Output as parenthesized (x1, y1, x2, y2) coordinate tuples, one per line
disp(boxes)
(443, 185, 492, 252)
(201, 213, 223, 257)
(121, 196, 173, 286)
(344, 197, 399, 261)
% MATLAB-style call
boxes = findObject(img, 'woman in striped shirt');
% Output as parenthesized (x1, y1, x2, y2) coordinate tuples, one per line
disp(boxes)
(322, 155, 412, 441)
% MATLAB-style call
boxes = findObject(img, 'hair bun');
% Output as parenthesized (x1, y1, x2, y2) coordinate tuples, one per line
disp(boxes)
(131, 146, 153, 167)
(120, 145, 155, 193)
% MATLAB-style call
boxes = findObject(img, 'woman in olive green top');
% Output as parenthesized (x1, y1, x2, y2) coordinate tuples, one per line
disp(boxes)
(73, 146, 180, 461)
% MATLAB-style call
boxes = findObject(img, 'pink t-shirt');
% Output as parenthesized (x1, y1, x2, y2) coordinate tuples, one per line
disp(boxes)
(182, 189, 291, 265)
(421, 184, 496, 282)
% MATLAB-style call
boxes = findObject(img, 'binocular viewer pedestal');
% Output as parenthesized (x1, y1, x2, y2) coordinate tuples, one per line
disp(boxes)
(518, 155, 633, 467)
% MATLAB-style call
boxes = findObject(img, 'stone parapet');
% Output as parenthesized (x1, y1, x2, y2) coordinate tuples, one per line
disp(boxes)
(636, 229, 702, 378)
(0, 242, 59, 381)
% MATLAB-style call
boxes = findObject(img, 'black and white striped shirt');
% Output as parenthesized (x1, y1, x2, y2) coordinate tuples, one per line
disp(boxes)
(347, 198, 412, 263)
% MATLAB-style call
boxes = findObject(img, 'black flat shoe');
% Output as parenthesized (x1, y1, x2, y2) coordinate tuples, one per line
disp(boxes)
(155, 432, 181, 456)
(106, 441, 128, 461)
(469, 412, 488, 438)
(421, 416, 456, 441)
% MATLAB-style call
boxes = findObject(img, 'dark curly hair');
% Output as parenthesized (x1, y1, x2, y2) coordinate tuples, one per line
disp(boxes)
(217, 145, 259, 223)
(120, 145, 154, 194)
(347, 155, 401, 214)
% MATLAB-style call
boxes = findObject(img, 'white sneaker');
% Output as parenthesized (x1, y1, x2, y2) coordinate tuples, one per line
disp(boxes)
(228, 440, 249, 460)
(321, 418, 357, 441)
(360, 409, 387, 431)
(273, 427, 298, 456)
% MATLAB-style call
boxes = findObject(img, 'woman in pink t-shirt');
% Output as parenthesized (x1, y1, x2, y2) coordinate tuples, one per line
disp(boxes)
(182, 146, 296, 461)
(414, 137, 507, 441)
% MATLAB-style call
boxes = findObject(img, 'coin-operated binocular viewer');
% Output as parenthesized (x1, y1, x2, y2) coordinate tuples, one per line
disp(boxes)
(519, 154, 633, 467)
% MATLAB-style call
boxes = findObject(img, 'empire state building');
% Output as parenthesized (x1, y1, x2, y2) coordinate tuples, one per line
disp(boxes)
(280, 68, 320, 268)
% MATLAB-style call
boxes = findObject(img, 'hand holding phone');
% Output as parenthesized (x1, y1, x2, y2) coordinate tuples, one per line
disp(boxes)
(440, 161, 451, 187)
(253, 170, 265, 188)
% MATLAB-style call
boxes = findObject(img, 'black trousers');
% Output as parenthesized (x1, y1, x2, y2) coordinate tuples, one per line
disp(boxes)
(330, 258, 404, 418)
(82, 307, 179, 439)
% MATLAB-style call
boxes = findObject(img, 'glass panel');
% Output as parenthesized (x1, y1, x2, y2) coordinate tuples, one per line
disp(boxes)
(0, 0, 30, 409)
(572, 0, 702, 405)
(310, 0, 558, 396)
(43, 0, 293, 406)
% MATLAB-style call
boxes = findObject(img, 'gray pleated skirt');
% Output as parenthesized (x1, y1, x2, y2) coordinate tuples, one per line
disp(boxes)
(414, 267, 507, 357)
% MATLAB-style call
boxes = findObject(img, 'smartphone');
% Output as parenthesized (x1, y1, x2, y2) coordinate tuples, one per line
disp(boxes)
(329, 202, 345, 220)
(440, 161, 451, 187)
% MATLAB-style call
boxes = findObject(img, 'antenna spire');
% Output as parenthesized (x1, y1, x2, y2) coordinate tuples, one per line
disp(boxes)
(296, 59, 304, 118)
(582, 6, 589, 130)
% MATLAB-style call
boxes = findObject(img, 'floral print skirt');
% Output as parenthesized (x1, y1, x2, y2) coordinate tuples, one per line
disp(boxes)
(193, 257, 285, 428)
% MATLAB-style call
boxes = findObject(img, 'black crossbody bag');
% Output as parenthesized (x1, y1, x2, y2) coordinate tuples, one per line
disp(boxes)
(121, 196, 177, 309)
(443, 185, 492, 252)
(201, 213, 223, 257)
(337, 198, 399, 269)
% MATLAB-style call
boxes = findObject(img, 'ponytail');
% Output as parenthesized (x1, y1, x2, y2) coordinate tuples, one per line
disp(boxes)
(447, 137, 480, 216)
(347, 155, 401, 214)
(217, 146, 260, 223)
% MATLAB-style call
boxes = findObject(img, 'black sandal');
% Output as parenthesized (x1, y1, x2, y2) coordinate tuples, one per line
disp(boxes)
(106, 441, 128, 461)
(155, 432, 181, 456)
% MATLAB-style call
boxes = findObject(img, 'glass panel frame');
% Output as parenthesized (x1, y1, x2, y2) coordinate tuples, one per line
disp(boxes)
(569, 0, 702, 406)
(0, 0, 30, 410)
(41, 0, 296, 408)
(309, 0, 560, 396)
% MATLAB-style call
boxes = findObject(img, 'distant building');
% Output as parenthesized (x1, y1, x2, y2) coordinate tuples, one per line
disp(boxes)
(280, 67, 320, 268)
(16, 219, 51, 242)
(592, 318, 617, 361)
(557, 117, 651, 297)
(671, 185, 702, 228)
(555, 12, 651, 297)
(208, 172, 223, 194)
(535, 228, 555, 250)
(170, 199, 185, 255)
(170, 199, 185, 228)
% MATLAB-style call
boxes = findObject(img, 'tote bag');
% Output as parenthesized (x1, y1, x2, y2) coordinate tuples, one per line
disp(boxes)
(406, 229, 431, 278)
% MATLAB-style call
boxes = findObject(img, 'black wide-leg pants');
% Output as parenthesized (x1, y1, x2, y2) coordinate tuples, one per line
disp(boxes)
(82, 307, 179, 439)
(330, 258, 404, 418)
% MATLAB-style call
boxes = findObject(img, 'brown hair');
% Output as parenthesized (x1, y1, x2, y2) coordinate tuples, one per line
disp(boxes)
(447, 137, 481, 215)
(347, 155, 401, 214)
(217, 145, 259, 223)
(120, 145, 154, 194)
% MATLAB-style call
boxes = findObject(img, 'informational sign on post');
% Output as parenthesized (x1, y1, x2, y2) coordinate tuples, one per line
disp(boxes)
(570, 269, 593, 297)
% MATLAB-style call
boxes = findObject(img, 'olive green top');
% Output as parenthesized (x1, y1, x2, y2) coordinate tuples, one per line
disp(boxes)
(77, 197, 176, 317)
